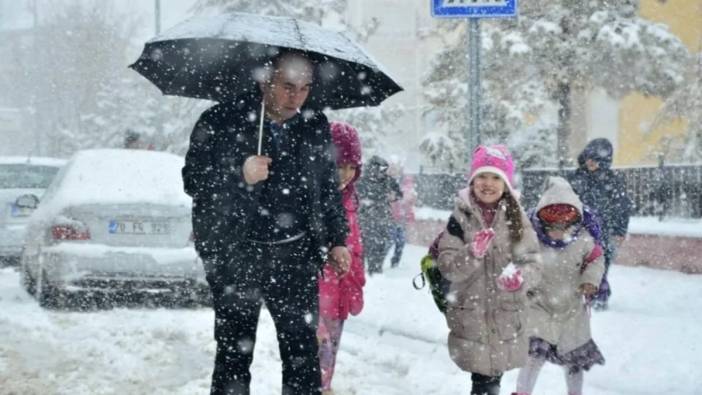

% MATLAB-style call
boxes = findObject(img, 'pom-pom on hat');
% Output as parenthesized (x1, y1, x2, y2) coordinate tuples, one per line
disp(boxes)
(468, 144, 515, 190)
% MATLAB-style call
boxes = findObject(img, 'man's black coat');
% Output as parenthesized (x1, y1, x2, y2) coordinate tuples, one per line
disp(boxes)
(182, 93, 348, 284)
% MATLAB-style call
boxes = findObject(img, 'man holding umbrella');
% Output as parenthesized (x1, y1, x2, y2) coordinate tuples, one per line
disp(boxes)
(130, 12, 402, 394)
(183, 50, 351, 394)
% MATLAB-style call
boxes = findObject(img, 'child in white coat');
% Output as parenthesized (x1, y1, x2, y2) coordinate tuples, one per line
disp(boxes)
(513, 176, 606, 395)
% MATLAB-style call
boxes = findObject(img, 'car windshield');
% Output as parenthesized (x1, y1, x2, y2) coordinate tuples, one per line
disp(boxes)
(0, 164, 60, 189)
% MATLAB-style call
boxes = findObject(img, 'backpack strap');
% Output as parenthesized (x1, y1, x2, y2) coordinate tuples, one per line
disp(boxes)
(428, 231, 444, 259)
(446, 215, 465, 241)
(412, 272, 426, 290)
(581, 243, 604, 274)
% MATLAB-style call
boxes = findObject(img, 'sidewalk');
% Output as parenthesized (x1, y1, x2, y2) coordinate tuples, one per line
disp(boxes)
(407, 208, 702, 274)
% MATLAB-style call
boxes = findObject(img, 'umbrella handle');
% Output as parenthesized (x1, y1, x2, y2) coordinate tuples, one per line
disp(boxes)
(257, 99, 265, 155)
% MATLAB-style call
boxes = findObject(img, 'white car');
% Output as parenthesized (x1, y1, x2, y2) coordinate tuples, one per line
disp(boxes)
(20, 149, 206, 308)
(0, 156, 65, 266)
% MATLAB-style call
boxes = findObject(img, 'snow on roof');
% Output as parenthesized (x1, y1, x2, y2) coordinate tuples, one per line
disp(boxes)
(0, 156, 66, 167)
(37, 149, 191, 217)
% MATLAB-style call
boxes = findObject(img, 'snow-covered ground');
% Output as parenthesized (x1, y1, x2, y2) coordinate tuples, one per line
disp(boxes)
(1, 244, 701, 395)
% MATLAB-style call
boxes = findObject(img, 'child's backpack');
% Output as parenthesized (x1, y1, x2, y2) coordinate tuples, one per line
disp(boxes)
(413, 231, 451, 314)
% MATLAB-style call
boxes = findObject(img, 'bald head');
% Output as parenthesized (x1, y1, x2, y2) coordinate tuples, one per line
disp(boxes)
(259, 51, 315, 123)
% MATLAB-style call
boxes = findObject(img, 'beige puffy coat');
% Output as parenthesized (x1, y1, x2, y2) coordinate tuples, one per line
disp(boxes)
(528, 177, 605, 353)
(437, 188, 541, 377)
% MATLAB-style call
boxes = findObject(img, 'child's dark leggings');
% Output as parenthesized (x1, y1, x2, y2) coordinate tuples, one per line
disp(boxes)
(470, 372, 502, 395)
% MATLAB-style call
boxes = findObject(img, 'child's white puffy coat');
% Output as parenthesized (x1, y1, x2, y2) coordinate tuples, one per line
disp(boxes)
(528, 177, 605, 353)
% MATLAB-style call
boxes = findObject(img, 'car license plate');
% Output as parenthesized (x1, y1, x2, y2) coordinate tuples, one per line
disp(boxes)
(108, 220, 170, 235)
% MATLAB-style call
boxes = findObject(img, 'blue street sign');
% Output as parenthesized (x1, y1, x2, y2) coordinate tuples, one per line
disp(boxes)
(431, 0, 517, 18)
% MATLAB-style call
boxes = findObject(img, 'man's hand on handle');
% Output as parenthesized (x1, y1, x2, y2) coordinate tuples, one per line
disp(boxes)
(243, 155, 272, 185)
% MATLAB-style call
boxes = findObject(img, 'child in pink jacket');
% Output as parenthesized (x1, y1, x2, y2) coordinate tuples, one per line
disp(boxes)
(318, 121, 366, 394)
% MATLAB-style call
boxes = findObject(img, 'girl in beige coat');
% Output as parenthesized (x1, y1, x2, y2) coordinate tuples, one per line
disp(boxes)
(437, 145, 541, 395)
(513, 176, 605, 395)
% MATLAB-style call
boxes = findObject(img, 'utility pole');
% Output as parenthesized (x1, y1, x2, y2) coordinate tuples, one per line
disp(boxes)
(431, 0, 518, 168)
(31, 0, 42, 155)
(155, 0, 161, 34)
(467, 18, 481, 167)
(154, 0, 164, 149)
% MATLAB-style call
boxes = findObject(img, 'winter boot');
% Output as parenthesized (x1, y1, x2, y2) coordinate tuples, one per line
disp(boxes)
(592, 299, 608, 311)
(390, 257, 400, 268)
(470, 386, 500, 395)
(471, 382, 500, 395)
(511, 393, 530, 395)
(470, 372, 501, 395)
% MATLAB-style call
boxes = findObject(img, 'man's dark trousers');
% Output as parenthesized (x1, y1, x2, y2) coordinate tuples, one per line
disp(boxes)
(208, 236, 321, 395)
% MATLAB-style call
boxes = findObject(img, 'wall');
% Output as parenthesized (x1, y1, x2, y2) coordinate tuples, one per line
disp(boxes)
(615, 0, 702, 165)
(405, 219, 702, 274)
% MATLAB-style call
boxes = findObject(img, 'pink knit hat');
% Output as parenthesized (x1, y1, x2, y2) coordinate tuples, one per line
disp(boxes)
(330, 121, 362, 186)
(468, 144, 515, 189)
(330, 121, 362, 168)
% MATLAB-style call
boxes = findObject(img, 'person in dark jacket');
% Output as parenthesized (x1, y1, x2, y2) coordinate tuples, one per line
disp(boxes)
(567, 138, 632, 311)
(356, 155, 402, 275)
(182, 50, 350, 395)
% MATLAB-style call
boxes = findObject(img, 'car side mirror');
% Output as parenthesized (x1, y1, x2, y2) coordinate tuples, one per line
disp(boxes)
(15, 194, 40, 210)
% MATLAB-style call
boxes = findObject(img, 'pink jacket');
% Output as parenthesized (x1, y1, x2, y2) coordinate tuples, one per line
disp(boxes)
(391, 175, 416, 223)
(319, 190, 365, 320)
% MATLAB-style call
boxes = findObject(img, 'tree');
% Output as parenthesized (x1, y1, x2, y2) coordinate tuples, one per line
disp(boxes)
(28, 2, 142, 156)
(4, 1, 139, 156)
(422, 0, 689, 170)
(521, 0, 688, 165)
(650, 51, 702, 163)
(193, 0, 345, 26)
(421, 20, 556, 170)
(192, 0, 381, 42)
(1, 1, 205, 157)
(331, 104, 405, 158)
(80, 71, 208, 155)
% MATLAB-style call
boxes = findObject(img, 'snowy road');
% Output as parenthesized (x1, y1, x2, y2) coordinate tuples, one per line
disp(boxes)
(1, 245, 701, 394)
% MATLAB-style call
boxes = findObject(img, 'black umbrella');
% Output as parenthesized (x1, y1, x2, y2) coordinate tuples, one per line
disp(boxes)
(129, 12, 403, 111)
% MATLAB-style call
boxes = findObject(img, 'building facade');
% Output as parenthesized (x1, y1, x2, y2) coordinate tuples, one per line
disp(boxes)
(577, 0, 702, 166)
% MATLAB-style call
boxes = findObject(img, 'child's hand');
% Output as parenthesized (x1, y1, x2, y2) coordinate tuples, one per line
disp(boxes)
(328, 246, 351, 277)
(496, 265, 523, 292)
(471, 228, 496, 258)
(579, 283, 598, 296)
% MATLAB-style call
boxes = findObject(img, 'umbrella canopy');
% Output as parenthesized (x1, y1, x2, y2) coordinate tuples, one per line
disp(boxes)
(129, 12, 403, 110)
